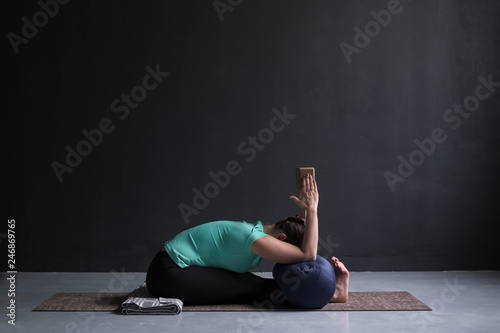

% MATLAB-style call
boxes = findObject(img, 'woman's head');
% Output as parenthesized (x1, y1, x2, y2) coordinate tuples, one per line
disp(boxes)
(272, 215, 306, 247)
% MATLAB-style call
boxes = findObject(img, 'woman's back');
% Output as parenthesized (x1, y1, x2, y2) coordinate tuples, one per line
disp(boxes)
(164, 220, 268, 273)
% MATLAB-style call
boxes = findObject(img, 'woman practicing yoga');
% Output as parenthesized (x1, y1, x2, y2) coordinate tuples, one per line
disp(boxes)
(146, 174, 349, 305)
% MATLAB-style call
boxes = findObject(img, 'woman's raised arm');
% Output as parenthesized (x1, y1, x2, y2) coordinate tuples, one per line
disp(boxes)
(251, 174, 319, 263)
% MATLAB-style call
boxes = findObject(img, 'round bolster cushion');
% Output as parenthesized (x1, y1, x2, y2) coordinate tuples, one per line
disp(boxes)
(272, 256, 336, 309)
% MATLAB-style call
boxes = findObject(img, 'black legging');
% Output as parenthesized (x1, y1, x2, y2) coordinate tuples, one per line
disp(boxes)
(146, 250, 279, 305)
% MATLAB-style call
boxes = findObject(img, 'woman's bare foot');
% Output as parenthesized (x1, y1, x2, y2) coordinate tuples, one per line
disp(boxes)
(329, 256, 350, 303)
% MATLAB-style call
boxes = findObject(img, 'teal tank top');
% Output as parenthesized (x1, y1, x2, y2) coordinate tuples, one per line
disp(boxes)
(164, 220, 268, 273)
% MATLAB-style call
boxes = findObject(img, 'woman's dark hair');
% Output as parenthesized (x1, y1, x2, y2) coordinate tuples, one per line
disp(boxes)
(274, 215, 306, 247)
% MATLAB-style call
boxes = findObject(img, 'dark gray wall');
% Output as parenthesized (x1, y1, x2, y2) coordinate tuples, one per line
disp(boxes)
(3, 0, 500, 272)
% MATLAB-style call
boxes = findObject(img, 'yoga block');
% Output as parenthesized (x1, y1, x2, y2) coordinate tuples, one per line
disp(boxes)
(296, 167, 315, 189)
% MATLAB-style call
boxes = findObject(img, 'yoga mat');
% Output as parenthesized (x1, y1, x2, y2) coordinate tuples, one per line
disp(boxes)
(33, 291, 431, 312)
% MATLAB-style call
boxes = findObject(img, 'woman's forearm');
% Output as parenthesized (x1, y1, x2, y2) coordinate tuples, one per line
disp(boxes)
(300, 207, 318, 260)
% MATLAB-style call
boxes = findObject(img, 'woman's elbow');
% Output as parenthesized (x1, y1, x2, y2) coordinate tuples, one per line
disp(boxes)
(302, 252, 317, 262)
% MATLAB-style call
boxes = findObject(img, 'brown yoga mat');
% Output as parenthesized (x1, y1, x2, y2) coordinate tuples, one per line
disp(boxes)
(33, 291, 431, 312)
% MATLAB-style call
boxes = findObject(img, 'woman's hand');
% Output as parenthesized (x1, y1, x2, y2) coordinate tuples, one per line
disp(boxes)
(288, 174, 319, 211)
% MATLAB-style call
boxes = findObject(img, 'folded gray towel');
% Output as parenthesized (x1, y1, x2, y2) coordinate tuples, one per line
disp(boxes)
(121, 283, 183, 315)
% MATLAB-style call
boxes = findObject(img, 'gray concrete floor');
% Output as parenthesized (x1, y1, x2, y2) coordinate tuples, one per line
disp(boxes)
(1, 271, 499, 333)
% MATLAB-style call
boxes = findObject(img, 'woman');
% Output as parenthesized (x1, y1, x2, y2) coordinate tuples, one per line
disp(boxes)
(146, 174, 349, 304)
